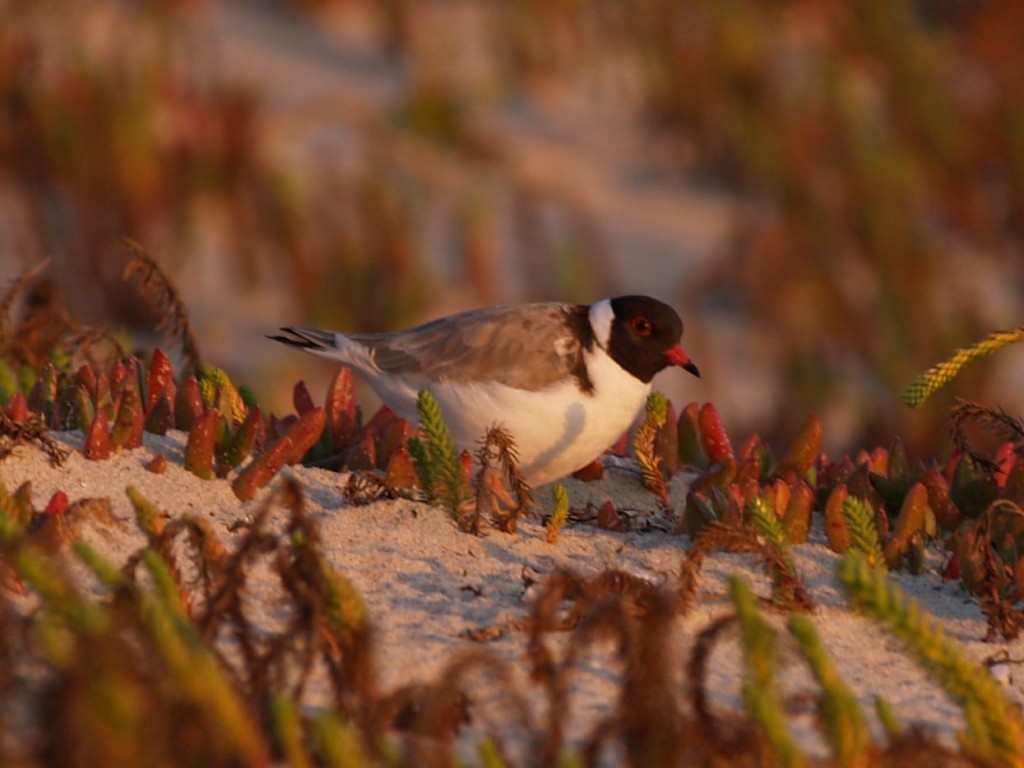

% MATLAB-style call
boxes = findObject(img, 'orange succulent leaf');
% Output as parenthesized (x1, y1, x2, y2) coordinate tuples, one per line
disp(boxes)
(145, 454, 168, 474)
(145, 348, 174, 415)
(690, 459, 737, 494)
(174, 375, 204, 431)
(325, 367, 358, 453)
(775, 414, 821, 478)
(994, 442, 1017, 488)
(184, 408, 219, 480)
(884, 483, 931, 568)
(283, 407, 327, 465)
(5, 393, 27, 423)
(656, 399, 680, 478)
(920, 465, 961, 531)
(737, 433, 771, 485)
(782, 479, 814, 544)
(572, 458, 604, 481)
(376, 418, 411, 470)
(954, 523, 988, 594)
(83, 411, 111, 460)
(363, 404, 399, 444)
(344, 432, 376, 471)
(144, 392, 174, 435)
(607, 432, 629, 457)
(824, 484, 851, 553)
(44, 490, 69, 516)
(385, 442, 419, 494)
(232, 407, 327, 501)
(597, 500, 623, 531)
(110, 385, 145, 451)
(1003, 450, 1024, 497)
(74, 363, 97, 399)
(698, 402, 734, 465)
(293, 380, 317, 416)
(768, 478, 791, 519)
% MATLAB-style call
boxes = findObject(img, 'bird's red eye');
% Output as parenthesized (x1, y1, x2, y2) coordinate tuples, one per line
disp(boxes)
(631, 317, 652, 337)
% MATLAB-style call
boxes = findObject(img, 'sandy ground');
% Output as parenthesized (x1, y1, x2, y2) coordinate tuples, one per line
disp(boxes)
(1, 429, 1022, 759)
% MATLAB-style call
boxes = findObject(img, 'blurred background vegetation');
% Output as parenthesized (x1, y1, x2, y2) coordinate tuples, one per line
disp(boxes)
(2, 0, 1023, 458)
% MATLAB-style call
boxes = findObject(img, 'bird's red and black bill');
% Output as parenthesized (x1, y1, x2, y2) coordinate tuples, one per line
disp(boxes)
(665, 346, 700, 377)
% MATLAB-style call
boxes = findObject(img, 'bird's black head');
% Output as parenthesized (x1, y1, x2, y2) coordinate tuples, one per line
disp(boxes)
(605, 295, 699, 383)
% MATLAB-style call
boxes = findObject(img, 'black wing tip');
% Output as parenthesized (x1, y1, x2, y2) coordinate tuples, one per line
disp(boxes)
(267, 328, 316, 350)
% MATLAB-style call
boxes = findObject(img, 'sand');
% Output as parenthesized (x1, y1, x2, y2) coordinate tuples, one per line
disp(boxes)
(1, 430, 1022, 759)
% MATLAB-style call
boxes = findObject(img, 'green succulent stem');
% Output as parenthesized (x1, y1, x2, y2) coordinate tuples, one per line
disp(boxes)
(137, 550, 271, 765)
(546, 483, 570, 543)
(874, 696, 901, 741)
(18, 546, 108, 639)
(746, 495, 799, 607)
(269, 693, 312, 768)
(634, 391, 669, 502)
(73, 541, 127, 591)
(904, 326, 1024, 407)
(842, 496, 887, 572)
(414, 389, 464, 514)
(730, 576, 806, 768)
(837, 553, 1024, 766)
(314, 715, 374, 767)
(787, 613, 870, 765)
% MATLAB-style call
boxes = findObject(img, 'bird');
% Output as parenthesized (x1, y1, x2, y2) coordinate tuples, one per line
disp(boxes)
(270, 295, 699, 486)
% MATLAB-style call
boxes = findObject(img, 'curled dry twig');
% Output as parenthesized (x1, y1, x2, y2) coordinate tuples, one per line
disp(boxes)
(344, 471, 397, 505)
(685, 615, 757, 756)
(679, 521, 814, 615)
(949, 398, 1024, 475)
(0, 411, 69, 467)
(961, 500, 1024, 641)
(0, 259, 50, 352)
(121, 479, 378, 718)
(122, 238, 202, 370)
(0, 260, 123, 368)
(472, 424, 534, 533)
(375, 648, 536, 767)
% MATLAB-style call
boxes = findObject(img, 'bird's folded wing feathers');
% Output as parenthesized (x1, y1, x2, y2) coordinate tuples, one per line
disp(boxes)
(351, 303, 590, 391)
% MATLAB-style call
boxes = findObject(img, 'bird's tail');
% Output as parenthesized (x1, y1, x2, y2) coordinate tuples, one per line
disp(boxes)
(269, 326, 378, 370)
(268, 326, 341, 353)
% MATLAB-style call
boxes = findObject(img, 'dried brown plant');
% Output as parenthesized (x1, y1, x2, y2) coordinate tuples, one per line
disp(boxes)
(273, 479, 377, 719)
(881, 730, 982, 768)
(375, 649, 535, 767)
(345, 471, 397, 505)
(950, 398, 1024, 475)
(578, 589, 686, 767)
(0, 261, 123, 369)
(0, 596, 25, 761)
(0, 259, 49, 353)
(472, 424, 534, 533)
(121, 479, 379, 724)
(522, 568, 680, 765)
(960, 501, 1024, 641)
(684, 614, 757, 755)
(0, 411, 69, 467)
(121, 239, 202, 371)
(679, 521, 814, 614)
